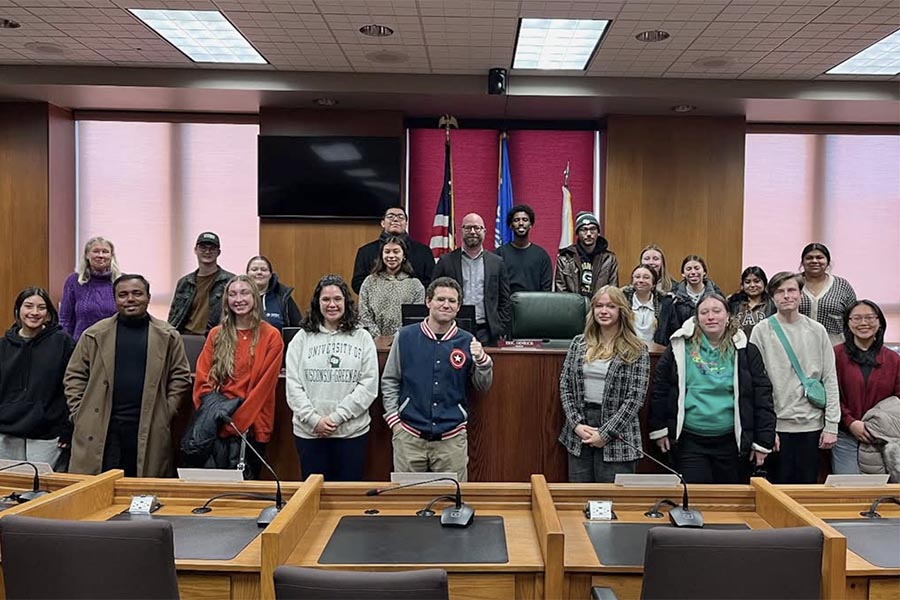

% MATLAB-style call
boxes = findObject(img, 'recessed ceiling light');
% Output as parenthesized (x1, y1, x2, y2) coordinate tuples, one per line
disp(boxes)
(513, 18, 610, 71)
(671, 104, 697, 113)
(636, 30, 670, 43)
(1, 18, 21, 29)
(129, 9, 267, 64)
(314, 98, 338, 107)
(826, 28, 900, 75)
(359, 24, 394, 37)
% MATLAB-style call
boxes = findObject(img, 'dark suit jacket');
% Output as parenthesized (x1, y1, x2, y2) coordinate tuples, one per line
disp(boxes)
(432, 248, 511, 342)
(351, 234, 435, 294)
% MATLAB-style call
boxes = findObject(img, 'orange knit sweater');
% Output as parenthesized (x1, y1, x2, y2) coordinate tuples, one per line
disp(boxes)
(193, 322, 284, 443)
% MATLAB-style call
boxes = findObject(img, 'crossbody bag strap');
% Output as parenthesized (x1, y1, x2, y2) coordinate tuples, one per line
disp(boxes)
(768, 316, 808, 383)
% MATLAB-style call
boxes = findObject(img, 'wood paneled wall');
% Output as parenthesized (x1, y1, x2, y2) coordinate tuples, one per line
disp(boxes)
(604, 115, 746, 289)
(0, 102, 75, 324)
(258, 108, 404, 299)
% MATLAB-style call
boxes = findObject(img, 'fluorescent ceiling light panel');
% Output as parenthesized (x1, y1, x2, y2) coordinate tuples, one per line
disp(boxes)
(129, 9, 266, 64)
(826, 29, 900, 75)
(513, 18, 610, 70)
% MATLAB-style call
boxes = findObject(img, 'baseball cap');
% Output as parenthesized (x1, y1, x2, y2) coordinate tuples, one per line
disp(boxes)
(195, 232, 221, 248)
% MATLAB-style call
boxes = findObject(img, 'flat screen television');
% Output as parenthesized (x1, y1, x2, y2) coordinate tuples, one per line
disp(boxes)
(258, 135, 402, 219)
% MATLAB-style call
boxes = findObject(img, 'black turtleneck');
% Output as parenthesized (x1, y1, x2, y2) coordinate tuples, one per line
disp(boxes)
(112, 314, 149, 423)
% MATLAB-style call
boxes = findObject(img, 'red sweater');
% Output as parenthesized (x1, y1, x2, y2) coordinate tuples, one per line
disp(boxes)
(834, 343, 900, 429)
(193, 322, 284, 442)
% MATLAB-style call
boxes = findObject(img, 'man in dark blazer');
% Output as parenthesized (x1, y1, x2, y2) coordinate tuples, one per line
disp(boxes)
(351, 206, 435, 294)
(432, 212, 511, 345)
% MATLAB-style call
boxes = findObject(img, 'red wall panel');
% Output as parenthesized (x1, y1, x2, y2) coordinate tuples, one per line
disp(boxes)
(408, 129, 595, 254)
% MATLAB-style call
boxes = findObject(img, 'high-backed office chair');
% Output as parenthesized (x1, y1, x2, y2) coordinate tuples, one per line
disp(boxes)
(0, 514, 180, 600)
(509, 291, 588, 346)
(640, 526, 823, 600)
(180, 333, 206, 372)
(273, 566, 448, 600)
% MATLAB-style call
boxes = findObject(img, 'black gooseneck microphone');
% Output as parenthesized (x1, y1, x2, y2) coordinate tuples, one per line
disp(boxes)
(860, 496, 900, 519)
(611, 433, 704, 528)
(226, 419, 284, 527)
(0, 461, 50, 503)
(366, 477, 475, 528)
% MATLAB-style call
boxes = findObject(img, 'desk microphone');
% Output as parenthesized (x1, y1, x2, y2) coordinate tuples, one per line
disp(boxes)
(0, 461, 50, 503)
(611, 433, 703, 528)
(226, 419, 284, 527)
(860, 496, 900, 519)
(366, 477, 475, 528)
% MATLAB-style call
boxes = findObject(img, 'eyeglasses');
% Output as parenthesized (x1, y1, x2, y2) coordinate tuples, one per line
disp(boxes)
(849, 315, 878, 323)
(461, 225, 484, 232)
(384, 213, 407, 222)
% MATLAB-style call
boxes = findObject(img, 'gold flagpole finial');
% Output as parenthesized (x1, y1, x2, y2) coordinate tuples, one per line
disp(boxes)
(438, 115, 458, 142)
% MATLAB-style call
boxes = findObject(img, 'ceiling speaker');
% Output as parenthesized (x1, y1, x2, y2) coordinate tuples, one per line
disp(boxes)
(487, 68, 507, 95)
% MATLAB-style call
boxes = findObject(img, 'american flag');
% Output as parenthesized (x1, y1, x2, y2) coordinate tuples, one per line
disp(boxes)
(430, 138, 455, 258)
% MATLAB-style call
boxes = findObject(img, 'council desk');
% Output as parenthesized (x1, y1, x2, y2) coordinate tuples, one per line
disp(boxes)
(779, 484, 900, 600)
(1, 474, 896, 600)
(0, 472, 308, 600)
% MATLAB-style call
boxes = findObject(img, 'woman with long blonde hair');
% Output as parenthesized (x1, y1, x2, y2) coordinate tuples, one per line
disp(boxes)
(59, 236, 121, 340)
(650, 292, 775, 484)
(639, 243, 676, 294)
(559, 285, 651, 482)
(192, 275, 283, 478)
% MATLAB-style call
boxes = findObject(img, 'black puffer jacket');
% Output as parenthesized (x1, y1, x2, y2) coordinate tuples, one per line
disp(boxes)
(0, 324, 75, 441)
(180, 391, 242, 463)
(260, 274, 303, 331)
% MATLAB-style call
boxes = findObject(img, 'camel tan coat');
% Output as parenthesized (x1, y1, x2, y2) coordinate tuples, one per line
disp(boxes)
(64, 315, 191, 477)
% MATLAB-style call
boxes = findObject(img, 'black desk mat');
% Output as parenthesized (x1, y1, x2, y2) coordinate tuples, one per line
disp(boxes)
(109, 514, 262, 560)
(318, 515, 508, 564)
(584, 522, 750, 567)
(825, 519, 900, 568)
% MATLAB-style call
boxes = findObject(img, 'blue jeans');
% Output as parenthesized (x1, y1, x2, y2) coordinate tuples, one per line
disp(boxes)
(830, 430, 861, 475)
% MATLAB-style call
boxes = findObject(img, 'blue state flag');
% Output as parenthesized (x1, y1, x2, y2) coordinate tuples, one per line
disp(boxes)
(494, 134, 514, 249)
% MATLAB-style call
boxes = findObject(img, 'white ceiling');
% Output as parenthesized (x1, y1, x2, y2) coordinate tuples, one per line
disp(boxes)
(0, 0, 898, 81)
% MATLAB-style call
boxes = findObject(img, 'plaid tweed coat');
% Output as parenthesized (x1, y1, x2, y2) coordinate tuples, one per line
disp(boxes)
(558, 334, 650, 461)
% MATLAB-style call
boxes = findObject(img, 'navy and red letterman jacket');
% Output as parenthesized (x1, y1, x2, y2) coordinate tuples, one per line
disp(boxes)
(381, 320, 493, 441)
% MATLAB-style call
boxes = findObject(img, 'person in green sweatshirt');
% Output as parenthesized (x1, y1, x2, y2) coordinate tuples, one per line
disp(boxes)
(650, 293, 776, 483)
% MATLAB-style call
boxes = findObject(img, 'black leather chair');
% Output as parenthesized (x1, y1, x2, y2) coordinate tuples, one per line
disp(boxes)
(273, 566, 448, 600)
(0, 514, 180, 599)
(509, 291, 588, 347)
(180, 333, 206, 372)
(640, 526, 823, 599)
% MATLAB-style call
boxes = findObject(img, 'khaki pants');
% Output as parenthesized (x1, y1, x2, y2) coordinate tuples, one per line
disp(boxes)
(391, 428, 468, 482)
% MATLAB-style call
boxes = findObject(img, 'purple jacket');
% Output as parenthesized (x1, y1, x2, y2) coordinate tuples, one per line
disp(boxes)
(59, 272, 116, 340)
